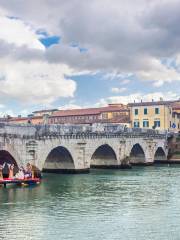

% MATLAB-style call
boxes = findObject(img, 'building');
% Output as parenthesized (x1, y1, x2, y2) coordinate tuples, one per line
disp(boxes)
(172, 101, 180, 131)
(8, 116, 44, 125)
(32, 109, 58, 117)
(8, 108, 58, 125)
(48, 104, 130, 126)
(0, 116, 11, 123)
(172, 101, 180, 114)
(128, 100, 180, 132)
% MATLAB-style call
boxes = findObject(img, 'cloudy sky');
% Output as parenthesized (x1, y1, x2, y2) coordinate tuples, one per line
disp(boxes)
(0, 0, 180, 116)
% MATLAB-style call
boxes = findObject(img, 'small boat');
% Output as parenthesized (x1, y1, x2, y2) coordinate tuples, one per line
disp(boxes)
(0, 178, 41, 188)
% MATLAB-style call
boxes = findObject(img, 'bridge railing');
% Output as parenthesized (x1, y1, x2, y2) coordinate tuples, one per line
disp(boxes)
(0, 122, 167, 139)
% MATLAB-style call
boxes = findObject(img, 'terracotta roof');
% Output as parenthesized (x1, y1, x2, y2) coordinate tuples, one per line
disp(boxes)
(9, 117, 29, 121)
(51, 105, 129, 118)
(9, 116, 43, 121)
(172, 101, 180, 110)
(32, 109, 58, 114)
(99, 116, 130, 124)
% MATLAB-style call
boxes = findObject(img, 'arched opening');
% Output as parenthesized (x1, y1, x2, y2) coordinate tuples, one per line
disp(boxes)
(91, 144, 118, 168)
(129, 144, 146, 164)
(43, 146, 75, 173)
(154, 147, 167, 162)
(0, 150, 18, 177)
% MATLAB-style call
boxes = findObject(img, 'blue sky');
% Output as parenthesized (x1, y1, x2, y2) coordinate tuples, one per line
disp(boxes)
(0, 1, 179, 116)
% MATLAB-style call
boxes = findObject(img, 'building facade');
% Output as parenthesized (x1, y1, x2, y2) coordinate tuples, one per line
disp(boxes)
(48, 104, 130, 126)
(129, 100, 180, 132)
(32, 109, 58, 117)
(8, 116, 44, 125)
(8, 109, 58, 125)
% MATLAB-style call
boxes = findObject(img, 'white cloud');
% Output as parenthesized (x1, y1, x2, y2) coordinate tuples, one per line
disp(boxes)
(0, 13, 77, 106)
(0, 104, 5, 109)
(0, 59, 76, 105)
(0, 1, 180, 110)
(59, 103, 82, 110)
(96, 91, 179, 105)
(0, 14, 45, 50)
(121, 79, 130, 85)
(111, 87, 127, 93)
(136, 59, 180, 85)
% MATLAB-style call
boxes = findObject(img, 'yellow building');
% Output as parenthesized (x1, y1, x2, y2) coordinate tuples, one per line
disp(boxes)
(128, 100, 180, 132)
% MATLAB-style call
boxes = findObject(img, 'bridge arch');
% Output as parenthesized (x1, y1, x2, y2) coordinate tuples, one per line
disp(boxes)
(43, 146, 75, 173)
(129, 143, 146, 164)
(90, 144, 118, 168)
(154, 147, 167, 162)
(0, 150, 19, 177)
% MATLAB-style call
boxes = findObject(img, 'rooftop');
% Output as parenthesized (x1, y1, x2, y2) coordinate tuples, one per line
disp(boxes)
(32, 109, 58, 114)
(172, 101, 180, 110)
(51, 104, 129, 117)
(128, 100, 177, 107)
(9, 116, 43, 121)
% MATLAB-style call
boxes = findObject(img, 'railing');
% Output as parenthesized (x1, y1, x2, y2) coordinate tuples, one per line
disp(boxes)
(0, 131, 166, 140)
(0, 122, 167, 140)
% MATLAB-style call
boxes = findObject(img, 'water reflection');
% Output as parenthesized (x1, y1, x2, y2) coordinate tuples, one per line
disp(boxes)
(1, 166, 180, 239)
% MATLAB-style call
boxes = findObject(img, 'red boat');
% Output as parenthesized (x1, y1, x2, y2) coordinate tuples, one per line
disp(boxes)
(0, 178, 41, 188)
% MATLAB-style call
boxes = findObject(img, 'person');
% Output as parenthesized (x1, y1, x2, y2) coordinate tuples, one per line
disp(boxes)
(8, 164, 14, 179)
(24, 163, 32, 179)
(15, 166, 25, 179)
(0, 165, 3, 180)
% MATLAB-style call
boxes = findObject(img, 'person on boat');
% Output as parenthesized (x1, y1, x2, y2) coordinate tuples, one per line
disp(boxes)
(24, 163, 32, 179)
(15, 166, 25, 179)
(8, 164, 14, 179)
(0, 163, 6, 179)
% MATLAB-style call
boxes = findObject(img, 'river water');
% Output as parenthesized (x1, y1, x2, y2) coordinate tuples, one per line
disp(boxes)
(1, 165, 180, 240)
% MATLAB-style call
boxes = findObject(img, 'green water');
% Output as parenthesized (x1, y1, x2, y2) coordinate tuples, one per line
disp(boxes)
(1, 165, 180, 240)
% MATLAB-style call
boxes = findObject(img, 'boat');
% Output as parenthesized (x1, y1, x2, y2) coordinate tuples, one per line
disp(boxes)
(0, 178, 41, 188)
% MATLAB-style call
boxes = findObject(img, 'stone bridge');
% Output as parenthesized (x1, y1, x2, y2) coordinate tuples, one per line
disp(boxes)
(0, 123, 168, 173)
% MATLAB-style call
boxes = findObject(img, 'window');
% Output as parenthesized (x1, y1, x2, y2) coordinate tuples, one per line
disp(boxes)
(154, 120, 160, 128)
(143, 120, 149, 127)
(113, 112, 119, 117)
(135, 109, 138, 115)
(144, 108, 148, 115)
(102, 113, 108, 119)
(155, 108, 160, 114)
(134, 121, 140, 128)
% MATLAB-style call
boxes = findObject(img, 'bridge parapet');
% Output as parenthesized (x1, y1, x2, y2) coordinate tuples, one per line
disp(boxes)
(0, 123, 167, 139)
